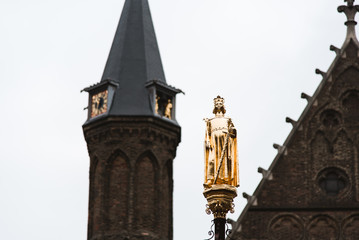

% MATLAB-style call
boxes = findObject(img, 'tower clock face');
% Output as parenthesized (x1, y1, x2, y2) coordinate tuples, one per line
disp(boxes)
(91, 90, 108, 118)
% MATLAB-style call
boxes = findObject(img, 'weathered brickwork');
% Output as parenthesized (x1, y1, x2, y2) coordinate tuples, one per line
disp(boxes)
(84, 117, 180, 240)
(234, 211, 359, 240)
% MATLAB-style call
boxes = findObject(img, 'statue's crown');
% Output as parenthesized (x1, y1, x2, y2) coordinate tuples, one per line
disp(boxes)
(214, 96, 224, 105)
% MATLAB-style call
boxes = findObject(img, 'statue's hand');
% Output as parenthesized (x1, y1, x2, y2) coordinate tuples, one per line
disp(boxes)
(229, 128, 237, 138)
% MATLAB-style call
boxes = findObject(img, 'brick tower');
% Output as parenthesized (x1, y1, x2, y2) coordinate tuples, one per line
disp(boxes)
(230, 1, 359, 239)
(82, 1, 181, 239)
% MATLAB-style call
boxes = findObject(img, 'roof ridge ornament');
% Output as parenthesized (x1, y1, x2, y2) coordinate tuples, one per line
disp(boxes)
(338, 0, 359, 44)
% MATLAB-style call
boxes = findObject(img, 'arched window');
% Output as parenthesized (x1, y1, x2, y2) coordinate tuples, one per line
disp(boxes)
(135, 154, 158, 233)
(106, 154, 129, 232)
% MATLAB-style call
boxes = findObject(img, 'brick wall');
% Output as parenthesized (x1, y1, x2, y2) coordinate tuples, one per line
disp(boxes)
(83, 117, 180, 240)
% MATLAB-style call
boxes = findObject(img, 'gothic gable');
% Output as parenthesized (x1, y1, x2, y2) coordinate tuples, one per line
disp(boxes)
(231, 2, 359, 239)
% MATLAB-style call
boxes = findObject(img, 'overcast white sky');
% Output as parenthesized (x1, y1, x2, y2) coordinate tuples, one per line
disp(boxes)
(0, 0, 351, 239)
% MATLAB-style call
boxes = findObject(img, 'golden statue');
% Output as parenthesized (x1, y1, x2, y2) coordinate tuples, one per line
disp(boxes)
(164, 99, 172, 119)
(155, 95, 160, 114)
(204, 96, 239, 188)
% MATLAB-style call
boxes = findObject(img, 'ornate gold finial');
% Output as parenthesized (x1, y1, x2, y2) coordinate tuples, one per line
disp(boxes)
(204, 96, 239, 220)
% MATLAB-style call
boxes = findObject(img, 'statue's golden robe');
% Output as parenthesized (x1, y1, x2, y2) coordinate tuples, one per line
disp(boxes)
(204, 116, 239, 187)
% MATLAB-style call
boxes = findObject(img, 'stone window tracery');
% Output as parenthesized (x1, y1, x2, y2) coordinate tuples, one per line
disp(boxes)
(342, 90, 359, 111)
(317, 168, 348, 196)
(320, 110, 341, 129)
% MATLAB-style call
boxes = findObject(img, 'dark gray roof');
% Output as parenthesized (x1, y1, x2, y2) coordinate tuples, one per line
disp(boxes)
(101, 0, 169, 116)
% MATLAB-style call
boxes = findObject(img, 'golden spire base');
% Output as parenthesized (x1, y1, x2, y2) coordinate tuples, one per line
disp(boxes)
(203, 184, 237, 219)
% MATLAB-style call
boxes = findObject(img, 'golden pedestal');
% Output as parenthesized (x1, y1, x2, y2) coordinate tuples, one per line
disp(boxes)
(203, 184, 237, 219)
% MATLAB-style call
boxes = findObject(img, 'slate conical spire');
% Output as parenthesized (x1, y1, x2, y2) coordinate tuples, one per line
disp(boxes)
(102, 0, 166, 83)
(100, 0, 174, 116)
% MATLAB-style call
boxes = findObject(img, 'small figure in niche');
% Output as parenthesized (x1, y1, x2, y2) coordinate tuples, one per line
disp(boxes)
(155, 95, 160, 114)
(164, 99, 173, 119)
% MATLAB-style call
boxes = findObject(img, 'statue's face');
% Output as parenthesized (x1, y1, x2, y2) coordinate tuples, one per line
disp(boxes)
(215, 101, 223, 109)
